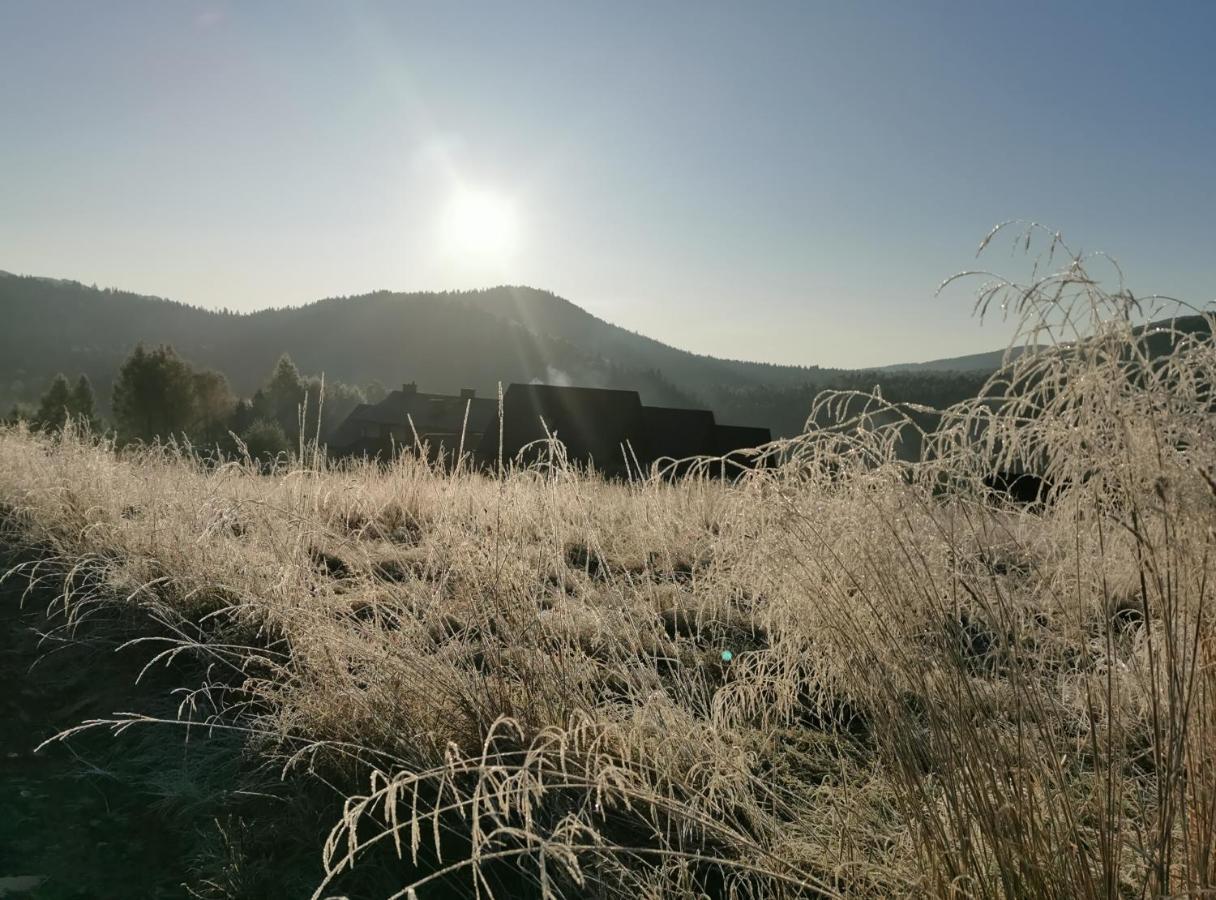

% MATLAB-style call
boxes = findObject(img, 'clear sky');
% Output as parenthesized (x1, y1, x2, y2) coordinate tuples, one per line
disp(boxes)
(2, 2, 1213, 367)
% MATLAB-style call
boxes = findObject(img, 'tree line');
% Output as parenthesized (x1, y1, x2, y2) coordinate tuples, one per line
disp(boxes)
(5, 340, 1000, 459)
(5, 343, 379, 457)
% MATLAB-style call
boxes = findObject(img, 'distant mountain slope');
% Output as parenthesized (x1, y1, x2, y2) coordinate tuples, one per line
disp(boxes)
(880, 347, 1025, 373)
(10, 271, 1196, 439)
(0, 272, 968, 403)
(881, 314, 1212, 373)
(460, 287, 822, 388)
(0, 274, 781, 421)
(0, 273, 959, 422)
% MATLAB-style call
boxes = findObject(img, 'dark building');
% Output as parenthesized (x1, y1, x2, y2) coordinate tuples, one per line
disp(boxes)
(330, 379, 772, 476)
(641, 405, 719, 475)
(328, 383, 495, 462)
(709, 424, 774, 476)
(712, 424, 772, 456)
(487, 383, 645, 474)
(484, 382, 771, 477)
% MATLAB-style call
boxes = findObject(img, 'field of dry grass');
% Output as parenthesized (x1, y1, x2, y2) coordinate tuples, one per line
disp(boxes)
(2, 228, 1214, 898)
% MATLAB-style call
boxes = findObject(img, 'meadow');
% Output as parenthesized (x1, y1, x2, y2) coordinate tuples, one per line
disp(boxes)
(2, 228, 1214, 898)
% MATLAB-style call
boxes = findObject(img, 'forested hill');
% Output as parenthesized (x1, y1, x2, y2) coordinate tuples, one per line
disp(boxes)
(0, 272, 1023, 436)
(880, 347, 1024, 373)
(1, 274, 707, 411)
(0, 275, 826, 403)
(457, 288, 828, 389)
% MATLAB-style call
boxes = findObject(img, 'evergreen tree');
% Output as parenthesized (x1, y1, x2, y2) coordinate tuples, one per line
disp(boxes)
(112, 344, 198, 443)
(229, 398, 257, 436)
(191, 369, 237, 442)
(257, 354, 306, 437)
(35, 374, 72, 431)
(69, 374, 100, 430)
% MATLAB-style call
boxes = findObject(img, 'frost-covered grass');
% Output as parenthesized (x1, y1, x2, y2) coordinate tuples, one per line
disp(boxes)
(2, 226, 1214, 898)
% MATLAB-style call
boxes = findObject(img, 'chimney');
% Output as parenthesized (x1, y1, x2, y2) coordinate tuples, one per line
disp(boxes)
(402, 382, 417, 395)
(459, 388, 476, 400)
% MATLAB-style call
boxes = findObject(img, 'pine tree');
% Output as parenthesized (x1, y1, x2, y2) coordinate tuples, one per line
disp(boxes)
(35, 374, 72, 431)
(191, 369, 236, 442)
(259, 354, 306, 437)
(69, 374, 100, 430)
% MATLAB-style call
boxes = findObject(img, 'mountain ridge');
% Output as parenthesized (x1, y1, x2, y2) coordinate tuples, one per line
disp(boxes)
(0, 270, 1061, 437)
(1, 268, 1016, 376)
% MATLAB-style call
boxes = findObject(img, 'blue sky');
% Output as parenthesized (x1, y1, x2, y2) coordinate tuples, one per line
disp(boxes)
(1, 1, 1212, 367)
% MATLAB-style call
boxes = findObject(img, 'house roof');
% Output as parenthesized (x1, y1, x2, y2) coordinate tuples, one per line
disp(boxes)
(328, 388, 497, 453)
(356, 389, 497, 433)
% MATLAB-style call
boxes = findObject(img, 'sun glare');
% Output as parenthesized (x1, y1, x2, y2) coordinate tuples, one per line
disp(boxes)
(440, 188, 520, 261)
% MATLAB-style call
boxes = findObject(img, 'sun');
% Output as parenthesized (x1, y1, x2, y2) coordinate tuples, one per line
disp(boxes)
(440, 187, 520, 261)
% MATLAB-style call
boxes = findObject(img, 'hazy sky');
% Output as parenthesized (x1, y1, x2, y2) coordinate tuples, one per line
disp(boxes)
(2, 2, 1213, 367)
